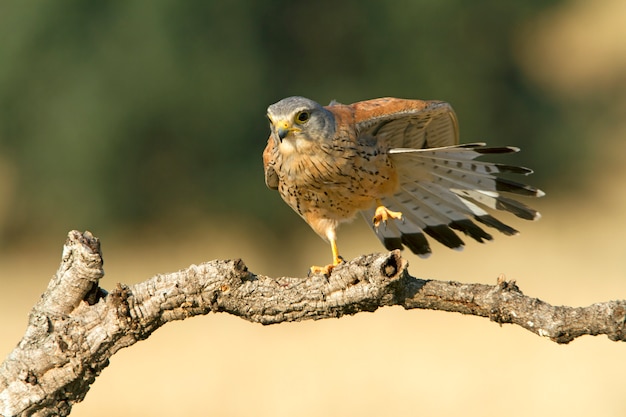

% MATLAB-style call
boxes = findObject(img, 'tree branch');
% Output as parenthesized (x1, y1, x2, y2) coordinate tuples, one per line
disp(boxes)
(1, 230, 625, 416)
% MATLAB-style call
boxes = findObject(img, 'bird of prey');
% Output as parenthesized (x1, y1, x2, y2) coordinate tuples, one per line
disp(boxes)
(263, 96, 543, 274)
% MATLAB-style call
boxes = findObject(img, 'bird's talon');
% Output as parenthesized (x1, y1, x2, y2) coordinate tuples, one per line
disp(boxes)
(309, 263, 335, 277)
(309, 255, 344, 277)
(372, 205, 403, 228)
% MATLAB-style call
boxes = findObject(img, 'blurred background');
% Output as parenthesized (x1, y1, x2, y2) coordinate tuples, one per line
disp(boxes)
(1, 0, 626, 416)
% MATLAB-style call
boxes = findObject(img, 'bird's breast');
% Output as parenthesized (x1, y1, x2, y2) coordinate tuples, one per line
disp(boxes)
(275, 138, 399, 222)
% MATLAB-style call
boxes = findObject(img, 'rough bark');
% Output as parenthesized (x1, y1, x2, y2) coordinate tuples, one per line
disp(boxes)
(1, 230, 625, 416)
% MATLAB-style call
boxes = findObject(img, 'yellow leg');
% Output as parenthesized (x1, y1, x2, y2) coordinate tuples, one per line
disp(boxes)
(330, 237, 342, 266)
(372, 199, 403, 228)
(310, 236, 344, 276)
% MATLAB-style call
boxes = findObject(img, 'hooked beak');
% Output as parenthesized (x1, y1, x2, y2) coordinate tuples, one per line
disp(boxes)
(269, 117, 299, 142)
(277, 122, 291, 140)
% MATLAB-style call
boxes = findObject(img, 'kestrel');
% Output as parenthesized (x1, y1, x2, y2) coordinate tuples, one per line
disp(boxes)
(263, 96, 543, 275)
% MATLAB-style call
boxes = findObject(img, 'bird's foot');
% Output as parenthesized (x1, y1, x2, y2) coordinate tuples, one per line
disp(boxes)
(372, 205, 403, 228)
(309, 256, 344, 277)
(309, 264, 335, 277)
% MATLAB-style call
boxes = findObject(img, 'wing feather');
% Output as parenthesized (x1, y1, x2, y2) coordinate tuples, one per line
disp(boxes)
(349, 98, 459, 149)
(263, 136, 279, 190)
(361, 143, 542, 256)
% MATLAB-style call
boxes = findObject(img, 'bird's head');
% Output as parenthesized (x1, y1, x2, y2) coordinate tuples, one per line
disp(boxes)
(266, 96, 336, 146)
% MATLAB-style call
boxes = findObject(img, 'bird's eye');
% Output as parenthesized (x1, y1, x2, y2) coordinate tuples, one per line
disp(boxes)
(295, 111, 310, 124)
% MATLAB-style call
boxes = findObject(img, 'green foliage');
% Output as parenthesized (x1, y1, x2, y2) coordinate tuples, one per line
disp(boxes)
(0, 0, 595, 241)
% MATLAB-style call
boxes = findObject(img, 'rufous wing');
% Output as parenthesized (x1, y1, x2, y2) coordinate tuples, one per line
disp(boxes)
(348, 97, 459, 150)
(263, 135, 279, 190)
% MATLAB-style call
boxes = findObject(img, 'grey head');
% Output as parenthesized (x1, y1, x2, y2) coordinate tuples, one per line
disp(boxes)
(267, 96, 336, 142)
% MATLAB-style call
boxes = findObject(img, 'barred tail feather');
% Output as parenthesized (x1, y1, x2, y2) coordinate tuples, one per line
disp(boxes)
(364, 143, 543, 256)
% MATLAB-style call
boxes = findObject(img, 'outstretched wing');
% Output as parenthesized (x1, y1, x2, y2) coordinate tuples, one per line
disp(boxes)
(350, 98, 542, 256)
(350, 97, 459, 149)
(362, 143, 544, 257)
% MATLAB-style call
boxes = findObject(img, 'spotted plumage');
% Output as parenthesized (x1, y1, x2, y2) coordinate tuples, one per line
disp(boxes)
(263, 96, 543, 274)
